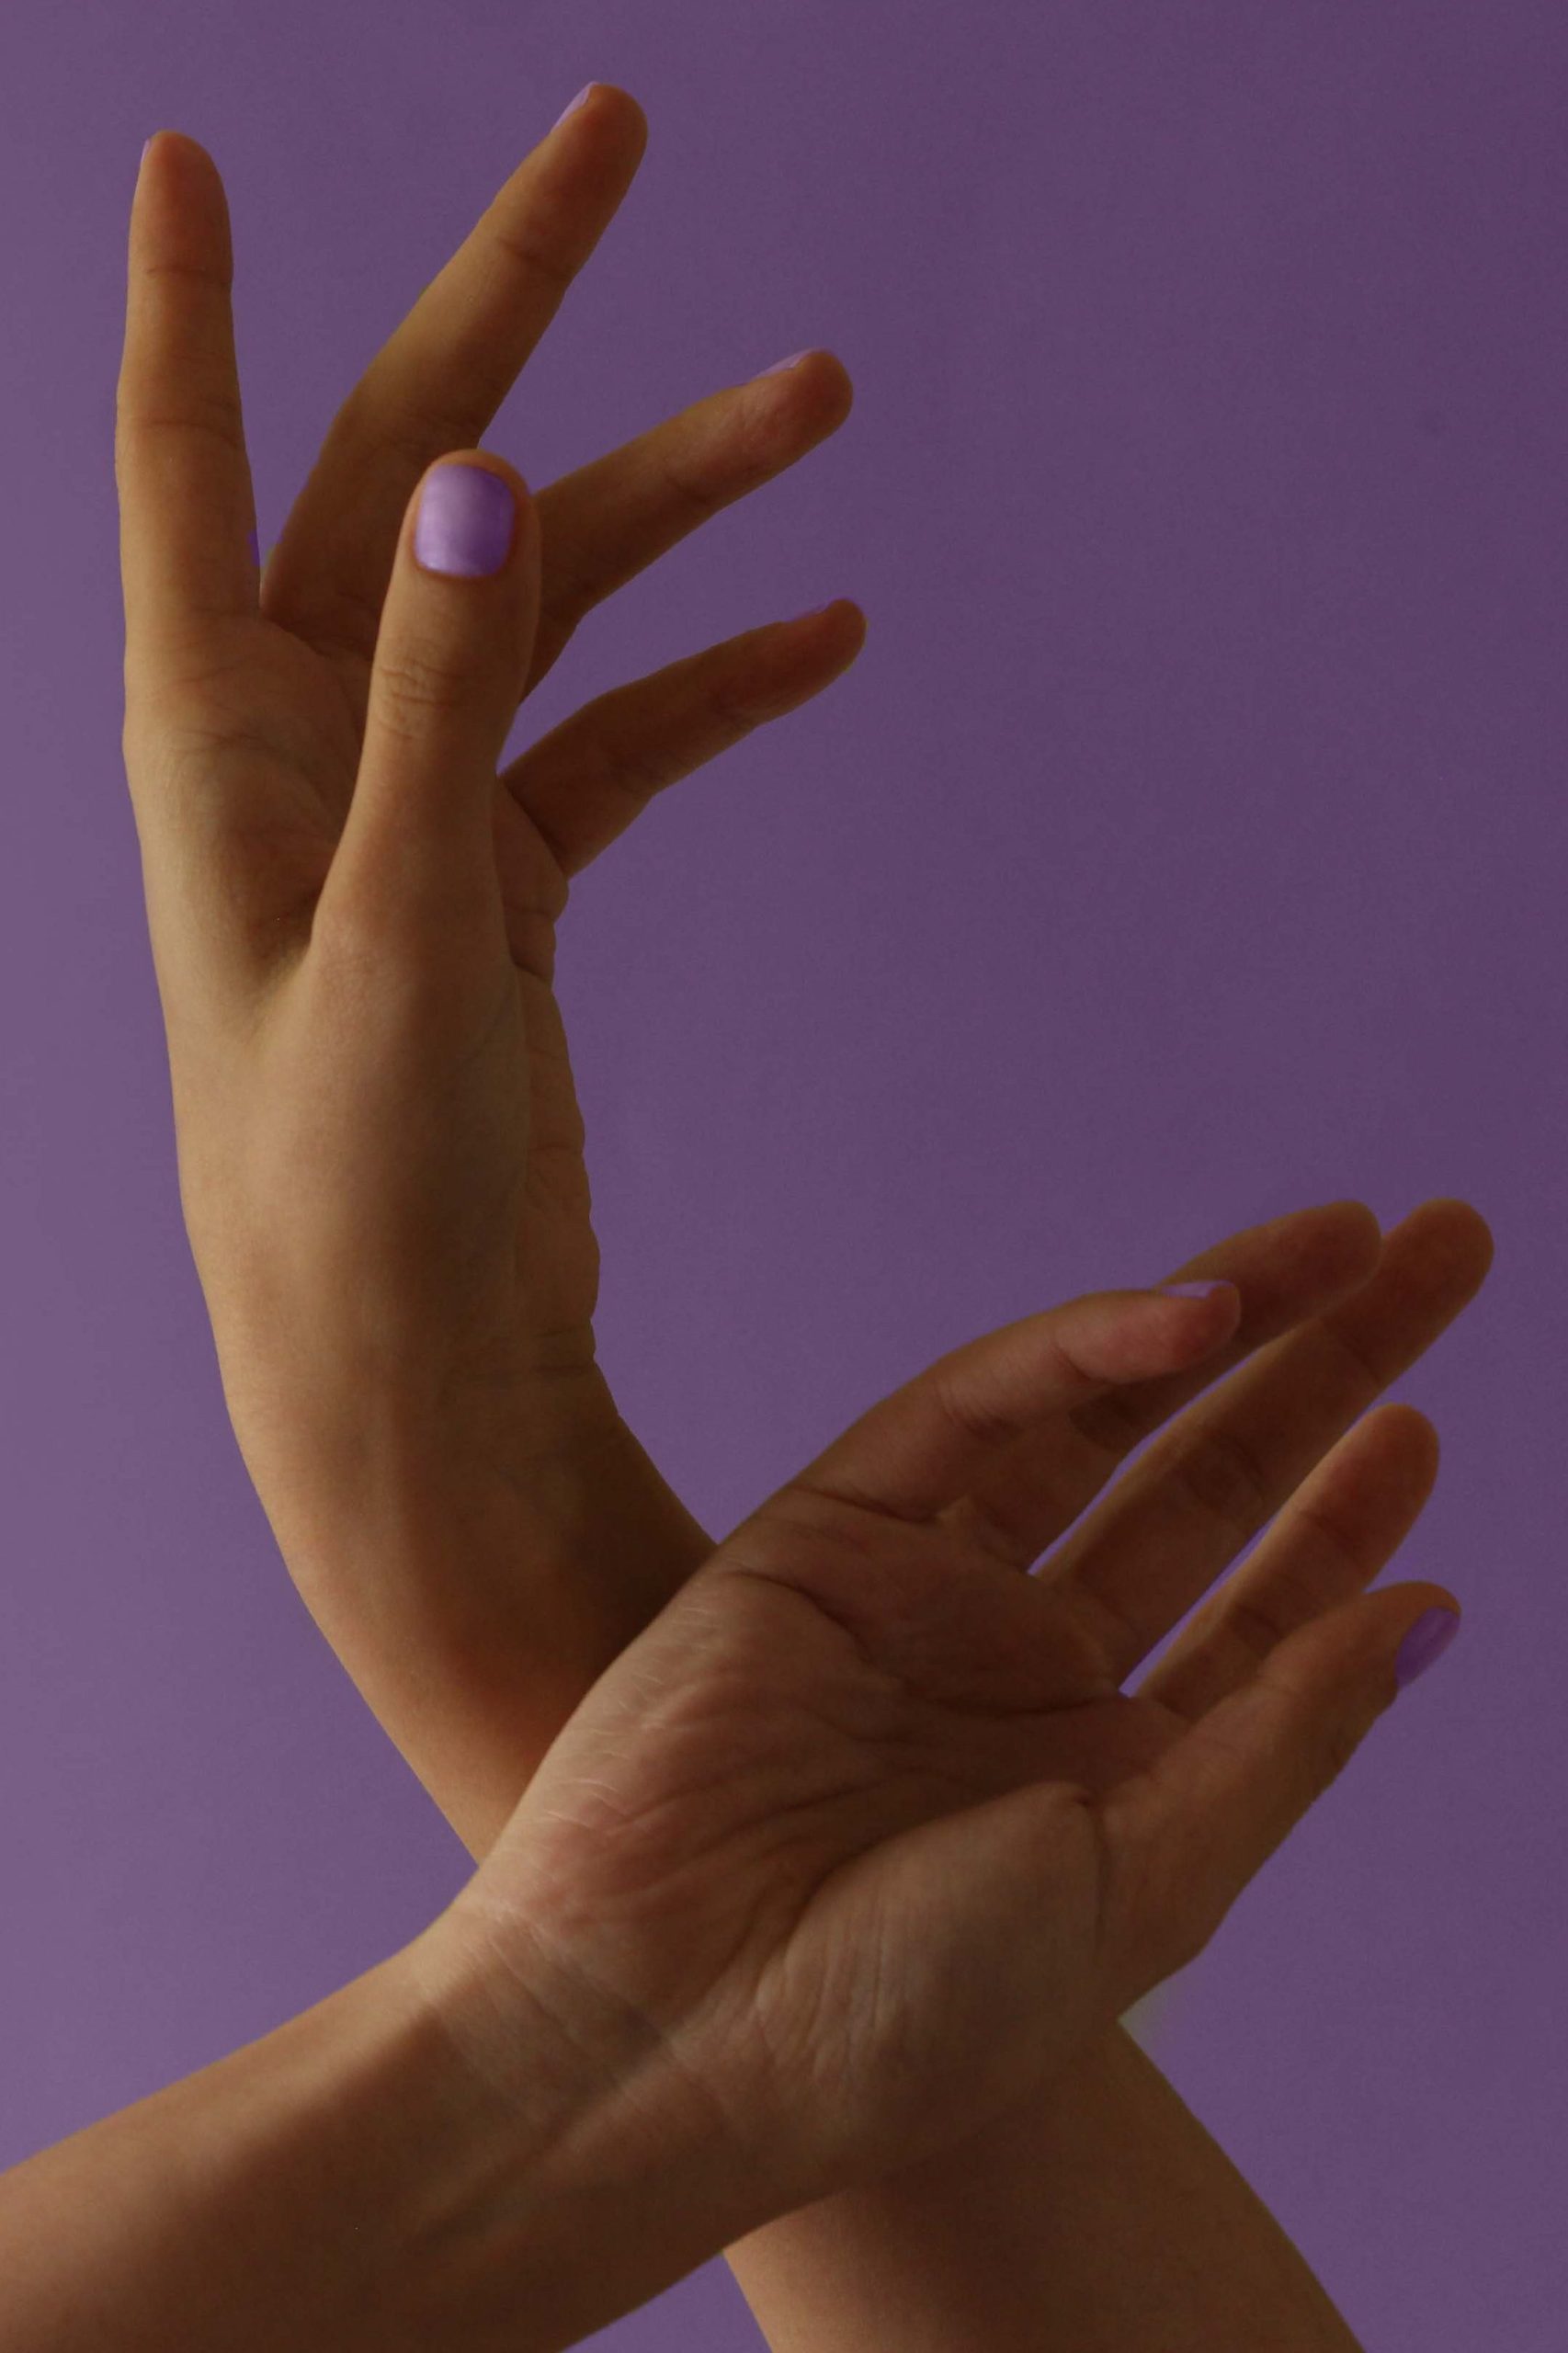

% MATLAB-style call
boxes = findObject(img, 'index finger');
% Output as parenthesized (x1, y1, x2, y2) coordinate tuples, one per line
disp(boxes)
(116, 132, 258, 691)
(782, 1286, 1242, 1527)
(262, 85, 648, 675)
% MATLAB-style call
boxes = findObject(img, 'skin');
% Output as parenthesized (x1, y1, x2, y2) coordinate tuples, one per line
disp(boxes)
(417, 1269, 1475, 2222)
(115, 100, 1494, 2347)
(0, 1927, 789, 2351)
(0, 1251, 1481, 2353)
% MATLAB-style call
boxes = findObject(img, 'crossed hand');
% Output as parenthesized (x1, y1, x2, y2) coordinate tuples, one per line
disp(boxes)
(118, 90, 1492, 2235)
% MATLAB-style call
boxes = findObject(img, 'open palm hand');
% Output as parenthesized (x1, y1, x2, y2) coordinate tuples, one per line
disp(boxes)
(431, 1217, 1484, 2215)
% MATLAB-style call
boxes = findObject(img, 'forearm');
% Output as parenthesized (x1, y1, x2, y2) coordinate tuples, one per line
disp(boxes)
(726, 2012, 1361, 2353)
(271, 1413, 1363, 2353)
(0, 1942, 591, 2352)
(243, 1365, 716, 1853)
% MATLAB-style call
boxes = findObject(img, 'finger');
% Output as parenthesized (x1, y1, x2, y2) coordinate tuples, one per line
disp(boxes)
(524, 351, 855, 699)
(501, 601, 869, 880)
(938, 1199, 1385, 1572)
(262, 85, 646, 676)
(781, 1281, 1244, 1526)
(1043, 1198, 1492, 1683)
(117, 133, 259, 695)
(1096, 1578, 1461, 2012)
(1136, 1402, 1441, 1721)
(321, 455, 540, 936)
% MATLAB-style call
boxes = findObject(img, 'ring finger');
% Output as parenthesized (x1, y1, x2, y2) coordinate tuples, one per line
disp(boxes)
(1133, 1400, 1441, 1720)
(1043, 1198, 1492, 1687)
(525, 349, 853, 700)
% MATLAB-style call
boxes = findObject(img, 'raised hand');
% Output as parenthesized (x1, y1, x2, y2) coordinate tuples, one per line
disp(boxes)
(419, 1202, 1486, 2221)
(116, 100, 861, 1742)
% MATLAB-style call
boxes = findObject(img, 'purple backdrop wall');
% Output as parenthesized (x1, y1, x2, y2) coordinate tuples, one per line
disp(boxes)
(1, 4, 1562, 2346)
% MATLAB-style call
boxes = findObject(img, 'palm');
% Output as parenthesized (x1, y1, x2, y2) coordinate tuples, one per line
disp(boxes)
(450, 1201, 1490, 2202)
(472, 1492, 1178, 2190)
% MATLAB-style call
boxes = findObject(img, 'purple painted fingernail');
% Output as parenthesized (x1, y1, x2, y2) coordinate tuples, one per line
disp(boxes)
(1158, 1279, 1236, 1302)
(553, 83, 596, 131)
(414, 463, 517, 579)
(758, 350, 813, 379)
(1394, 1608, 1461, 1691)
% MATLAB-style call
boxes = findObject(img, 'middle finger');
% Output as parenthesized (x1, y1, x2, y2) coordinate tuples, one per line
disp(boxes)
(525, 348, 854, 699)
(938, 1197, 1386, 1572)
(1044, 1196, 1493, 1685)
(263, 84, 649, 681)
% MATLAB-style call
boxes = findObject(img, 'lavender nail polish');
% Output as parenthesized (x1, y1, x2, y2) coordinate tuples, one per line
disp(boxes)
(553, 84, 596, 131)
(1394, 1608, 1461, 1691)
(758, 350, 813, 379)
(1159, 1279, 1236, 1302)
(414, 464, 517, 579)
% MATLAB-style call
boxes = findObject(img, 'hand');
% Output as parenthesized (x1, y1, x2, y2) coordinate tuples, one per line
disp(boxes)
(417, 1206, 1486, 2222)
(115, 99, 861, 1631)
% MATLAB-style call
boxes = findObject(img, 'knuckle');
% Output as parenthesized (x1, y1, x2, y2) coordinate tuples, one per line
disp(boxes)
(600, 729, 684, 810)
(701, 673, 756, 733)
(1310, 1695, 1375, 1801)
(120, 394, 248, 462)
(1216, 1590, 1294, 1669)
(1070, 1383, 1156, 1464)
(702, 647, 803, 733)
(658, 449, 729, 524)
(930, 1361, 1023, 1453)
(1167, 1420, 1274, 1544)
(488, 217, 574, 298)
(372, 642, 476, 737)
(1216, 1546, 1332, 1669)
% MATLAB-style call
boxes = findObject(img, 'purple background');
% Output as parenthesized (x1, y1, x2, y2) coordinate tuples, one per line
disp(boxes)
(1, 4, 1562, 2346)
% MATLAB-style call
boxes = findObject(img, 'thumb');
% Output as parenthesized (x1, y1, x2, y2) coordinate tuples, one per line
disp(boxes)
(327, 452, 540, 929)
(1095, 1584, 1462, 2014)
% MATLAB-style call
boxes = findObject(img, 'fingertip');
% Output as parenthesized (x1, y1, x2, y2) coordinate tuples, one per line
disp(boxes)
(1155, 1278, 1242, 1330)
(793, 597, 867, 646)
(614, 87, 650, 148)
(1321, 1198, 1385, 1262)
(409, 454, 535, 581)
(418, 448, 531, 499)
(1392, 1600, 1463, 1692)
(571, 82, 648, 157)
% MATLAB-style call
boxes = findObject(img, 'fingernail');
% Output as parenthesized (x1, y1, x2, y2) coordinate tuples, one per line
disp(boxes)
(757, 350, 813, 379)
(414, 463, 517, 579)
(1394, 1608, 1461, 1691)
(141, 136, 153, 167)
(553, 83, 596, 131)
(1158, 1279, 1236, 1302)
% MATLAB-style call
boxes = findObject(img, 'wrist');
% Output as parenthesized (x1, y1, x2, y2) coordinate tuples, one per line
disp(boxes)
(0, 1935, 593, 2353)
(403, 1908, 785, 2348)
